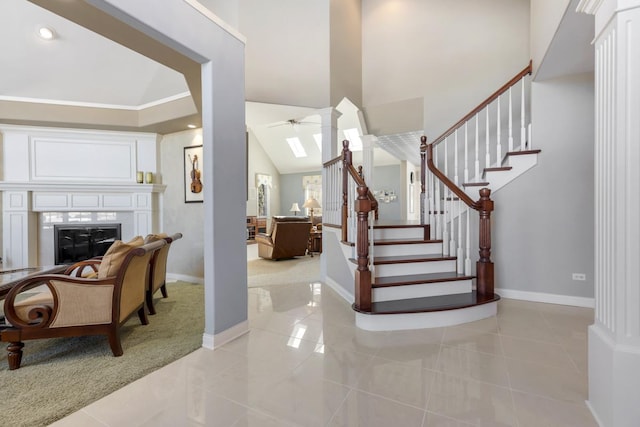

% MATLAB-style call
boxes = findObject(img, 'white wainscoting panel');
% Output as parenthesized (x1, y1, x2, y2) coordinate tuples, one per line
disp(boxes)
(71, 194, 100, 208)
(8, 192, 28, 210)
(134, 193, 151, 209)
(33, 193, 70, 210)
(31, 138, 136, 182)
(103, 194, 134, 209)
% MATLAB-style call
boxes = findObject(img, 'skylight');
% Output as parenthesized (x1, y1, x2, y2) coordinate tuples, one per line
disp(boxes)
(313, 133, 322, 151)
(343, 128, 363, 151)
(286, 137, 307, 158)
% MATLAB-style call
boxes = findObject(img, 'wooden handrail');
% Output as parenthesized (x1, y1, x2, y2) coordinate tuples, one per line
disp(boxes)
(323, 155, 342, 168)
(431, 60, 532, 146)
(424, 137, 476, 208)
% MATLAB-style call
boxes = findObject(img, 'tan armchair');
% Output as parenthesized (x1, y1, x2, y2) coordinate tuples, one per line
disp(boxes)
(255, 216, 312, 260)
(0, 239, 166, 370)
(145, 232, 182, 315)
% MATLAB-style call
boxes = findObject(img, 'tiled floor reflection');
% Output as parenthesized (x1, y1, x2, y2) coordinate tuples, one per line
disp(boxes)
(51, 278, 597, 426)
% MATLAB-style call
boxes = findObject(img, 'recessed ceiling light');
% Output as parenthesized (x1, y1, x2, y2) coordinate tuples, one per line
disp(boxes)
(187, 124, 197, 129)
(38, 27, 56, 40)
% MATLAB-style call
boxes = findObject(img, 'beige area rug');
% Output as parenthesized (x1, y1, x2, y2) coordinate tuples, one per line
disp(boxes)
(0, 281, 203, 427)
(247, 255, 320, 288)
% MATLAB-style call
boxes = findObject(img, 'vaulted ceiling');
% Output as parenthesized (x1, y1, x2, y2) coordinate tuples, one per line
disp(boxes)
(0, 0, 595, 175)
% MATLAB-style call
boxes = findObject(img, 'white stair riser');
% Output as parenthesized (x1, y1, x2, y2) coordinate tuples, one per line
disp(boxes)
(373, 242, 441, 257)
(355, 301, 498, 331)
(373, 227, 424, 240)
(375, 259, 456, 277)
(372, 279, 472, 302)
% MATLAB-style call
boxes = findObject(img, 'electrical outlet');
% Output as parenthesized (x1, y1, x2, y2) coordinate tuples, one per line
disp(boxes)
(572, 273, 586, 281)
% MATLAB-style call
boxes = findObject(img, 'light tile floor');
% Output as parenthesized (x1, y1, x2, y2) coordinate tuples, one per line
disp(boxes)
(51, 277, 597, 426)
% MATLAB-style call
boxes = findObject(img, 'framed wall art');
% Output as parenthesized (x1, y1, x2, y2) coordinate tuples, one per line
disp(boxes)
(184, 145, 204, 203)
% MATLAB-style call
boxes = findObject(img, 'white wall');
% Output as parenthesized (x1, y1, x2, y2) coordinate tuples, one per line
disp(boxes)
(494, 72, 594, 300)
(530, 0, 571, 72)
(362, 0, 530, 138)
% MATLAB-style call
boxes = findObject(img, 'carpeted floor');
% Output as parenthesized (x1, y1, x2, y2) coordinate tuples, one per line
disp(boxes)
(247, 255, 320, 288)
(0, 281, 203, 427)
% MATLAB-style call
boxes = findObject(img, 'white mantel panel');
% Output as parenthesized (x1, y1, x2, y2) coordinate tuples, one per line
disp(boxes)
(33, 193, 70, 210)
(134, 193, 151, 209)
(2, 132, 30, 181)
(2, 191, 37, 268)
(134, 211, 152, 236)
(102, 194, 134, 209)
(70, 194, 100, 209)
(31, 138, 135, 182)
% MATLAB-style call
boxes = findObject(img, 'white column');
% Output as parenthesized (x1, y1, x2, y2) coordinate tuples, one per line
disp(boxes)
(319, 107, 341, 282)
(360, 134, 377, 187)
(579, 2, 640, 426)
(2, 191, 37, 268)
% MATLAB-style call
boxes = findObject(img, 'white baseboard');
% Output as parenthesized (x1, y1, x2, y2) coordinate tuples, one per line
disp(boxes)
(167, 273, 204, 285)
(324, 276, 354, 304)
(495, 287, 594, 308)
(202, 320, 249, 350)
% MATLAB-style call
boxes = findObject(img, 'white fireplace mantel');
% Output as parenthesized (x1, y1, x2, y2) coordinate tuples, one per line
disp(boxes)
(0, 125, 166, 269)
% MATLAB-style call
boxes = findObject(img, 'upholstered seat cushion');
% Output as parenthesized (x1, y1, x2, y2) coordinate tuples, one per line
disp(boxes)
(97, 236, 144, 279)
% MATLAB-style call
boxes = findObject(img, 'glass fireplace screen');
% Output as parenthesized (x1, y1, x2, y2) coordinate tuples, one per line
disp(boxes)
(54, 224, 121, 265)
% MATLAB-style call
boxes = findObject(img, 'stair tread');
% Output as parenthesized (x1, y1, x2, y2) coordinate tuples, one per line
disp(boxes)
(373, 254, 456, 264)
(373, 272, 474, 288)
(353, 292, 500, 315)
(374, 238, 441, 245)
(506, 149, 541, 156)
(463, 182, 489, 187)
(484, 166, 513, 172)
(373, 221, 427, 229)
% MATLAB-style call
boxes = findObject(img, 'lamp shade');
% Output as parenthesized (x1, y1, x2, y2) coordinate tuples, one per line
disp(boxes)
(303, 197, 321, 209)
(290, 202, 301, 214)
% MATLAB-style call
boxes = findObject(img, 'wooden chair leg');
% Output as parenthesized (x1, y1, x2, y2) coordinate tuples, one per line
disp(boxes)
(138, 307, 149, 325)
(108, 329, 123, 356)
(7, 341, 25, 370)
(160, 284, 168, 298)
(146, 291, 157, 315)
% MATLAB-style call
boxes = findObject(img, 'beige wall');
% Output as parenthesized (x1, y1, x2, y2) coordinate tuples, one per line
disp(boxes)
(362, 0, 530, 138)
(330, 0, 363, 107)
(530, 0, 571, 73)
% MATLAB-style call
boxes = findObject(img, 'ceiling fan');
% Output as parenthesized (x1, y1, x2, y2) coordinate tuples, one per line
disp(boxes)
(268, 118, 319, 130)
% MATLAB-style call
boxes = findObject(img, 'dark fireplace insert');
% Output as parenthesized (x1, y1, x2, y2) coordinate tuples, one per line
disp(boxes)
(54, 224, 121, 265)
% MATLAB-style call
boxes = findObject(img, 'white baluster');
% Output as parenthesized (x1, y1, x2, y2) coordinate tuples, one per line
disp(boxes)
(465, 206, 471, 275)
(449, 193, 456, 257)
(474, 114, 480, 180)
(464, 122, 469, 184)
(521, 77, 526, 150)
(508, 87, 514, 152)
(485, 107, 490, 168)
(497, 96, 502, 164)
(528, 123, 532, 150)
(435, 146, 442, 240)
(457, 199, 463, 274)
(442, 142, 449, 256)
(454, 131, 459, 186)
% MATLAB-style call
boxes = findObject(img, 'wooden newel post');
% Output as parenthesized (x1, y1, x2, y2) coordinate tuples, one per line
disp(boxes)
(475, 188, 494, 296)
(341, 140, 351, 243)
(354, 184, 372, 311)
(420, 136, 427, 225)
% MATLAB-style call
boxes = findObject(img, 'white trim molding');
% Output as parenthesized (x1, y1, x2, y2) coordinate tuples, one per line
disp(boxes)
(495, 288, 595, 308)
(201, 320, 249, 350)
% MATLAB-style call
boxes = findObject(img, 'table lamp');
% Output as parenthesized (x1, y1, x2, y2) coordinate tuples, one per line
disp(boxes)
(290, 202, 301, 215)
(303, 197, 321, 224)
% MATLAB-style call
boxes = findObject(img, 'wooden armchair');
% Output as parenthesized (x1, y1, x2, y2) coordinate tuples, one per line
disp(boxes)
(255, 216, 312, 260)
(145, 232, 182, 315)
(0, 239, 166, 370)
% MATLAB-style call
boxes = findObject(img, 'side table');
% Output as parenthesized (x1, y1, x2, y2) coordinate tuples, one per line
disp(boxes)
(308, 230, 322, 257)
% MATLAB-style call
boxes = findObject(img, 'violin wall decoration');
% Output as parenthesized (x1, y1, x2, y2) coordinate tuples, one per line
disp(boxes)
(184, 145, 204, 203)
